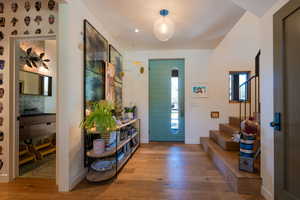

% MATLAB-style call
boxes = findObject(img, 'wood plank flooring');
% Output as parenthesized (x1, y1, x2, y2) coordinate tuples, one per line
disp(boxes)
(0, 143, 264, 200)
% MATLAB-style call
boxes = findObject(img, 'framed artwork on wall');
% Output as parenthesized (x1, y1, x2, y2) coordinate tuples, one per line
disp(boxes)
(191, 82, 208, 98)
(109, 45, 123, 114)
(83, 20, 108, 167)
(105, 63, 116, 103)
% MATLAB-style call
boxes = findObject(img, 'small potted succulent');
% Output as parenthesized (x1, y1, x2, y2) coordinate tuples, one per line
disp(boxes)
(81, 100, 117, 154)
(124, 106, 136, 120)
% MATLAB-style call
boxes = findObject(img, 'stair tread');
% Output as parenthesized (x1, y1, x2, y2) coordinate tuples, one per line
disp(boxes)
(221, 123, 240, 130)
(210, 130, 234, 141)
(206, 138, 261, 179)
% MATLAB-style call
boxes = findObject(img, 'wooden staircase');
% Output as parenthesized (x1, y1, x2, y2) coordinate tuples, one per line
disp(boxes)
(201, 116, 262, 195)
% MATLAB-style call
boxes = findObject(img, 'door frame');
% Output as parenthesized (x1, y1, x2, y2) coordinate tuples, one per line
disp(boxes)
(148, 58, 186, 143)
(9, 35, 58, 181)
(274, 1, 300, 199)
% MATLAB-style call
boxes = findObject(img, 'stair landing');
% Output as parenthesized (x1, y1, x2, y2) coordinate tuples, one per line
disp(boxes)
(200, 137, 262, 195)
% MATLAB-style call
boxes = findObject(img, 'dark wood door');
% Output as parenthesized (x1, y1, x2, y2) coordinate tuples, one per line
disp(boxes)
(274, 1, 300, 200)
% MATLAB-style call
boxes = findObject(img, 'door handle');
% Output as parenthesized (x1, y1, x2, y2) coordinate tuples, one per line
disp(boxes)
(270, 112, 281, 131)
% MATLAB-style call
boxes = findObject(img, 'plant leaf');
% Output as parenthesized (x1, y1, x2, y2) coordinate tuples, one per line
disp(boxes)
(40, 53, 45, 58)
(43, 59, 50, 62)
(26, 60, 32, 67)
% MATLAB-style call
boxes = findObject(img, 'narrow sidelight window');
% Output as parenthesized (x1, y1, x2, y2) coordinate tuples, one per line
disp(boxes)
(229, 71, 250, 102)
(171, 69, 179, 133)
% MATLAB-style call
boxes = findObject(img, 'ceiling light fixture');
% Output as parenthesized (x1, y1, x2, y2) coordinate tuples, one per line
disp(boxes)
(153, 9, 175, 42)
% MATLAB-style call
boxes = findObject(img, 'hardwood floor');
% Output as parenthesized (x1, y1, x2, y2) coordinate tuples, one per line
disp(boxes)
(0, 143, 264, 200)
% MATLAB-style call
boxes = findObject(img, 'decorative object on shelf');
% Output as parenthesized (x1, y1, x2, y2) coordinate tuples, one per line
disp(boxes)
(124, 106, 136, 120)
(49, 15, 55, 25)
(24, 30, 30, 35)
(35, 1, 42, 11)
(35, 28, 41, 34)
(48, 0, 56, 10)
(11, 30, 18, 35)
(34, 16, 42, 25)
(140, 67, 144, 74)
(191, 82, 208, 98)
(11, 2, 18, 13)
(11, 17, 18, 26)
(0, 17, 5, 27)
(91, 160, 114, 172)
(0, 132, 3, 141)
(0, 46, 3, 56)
(0, 60, 4, 70)
(0, 117, 3, 126)
(0, 73, 3, 85)
(25, 1, 31, 12)
(20, 47, 50, 69)
(0, 88, 4, 98)
(153, 9, 175, 42)
(0, 3, 3, 14)
(0, 146, 2, 155)
(0, 32, 4, 41)
(24, 16, 31, 26)
(81, 101, 117, 153)
(211, 111, 220, 119)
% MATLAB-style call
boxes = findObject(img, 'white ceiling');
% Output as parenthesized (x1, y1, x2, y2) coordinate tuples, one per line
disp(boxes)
(229, 0, 278, 17)
(85, 0, 246, 50)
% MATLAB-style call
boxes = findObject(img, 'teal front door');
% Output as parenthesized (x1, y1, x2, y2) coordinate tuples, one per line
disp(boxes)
(149, 59, 185, 142)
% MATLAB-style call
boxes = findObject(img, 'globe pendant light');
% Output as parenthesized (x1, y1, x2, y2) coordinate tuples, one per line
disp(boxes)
(153, 9, 175, 42)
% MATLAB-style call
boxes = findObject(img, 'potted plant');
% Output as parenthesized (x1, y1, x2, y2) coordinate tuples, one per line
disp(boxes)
(81, 100, 117, 154)
(124, 106, 136, 120)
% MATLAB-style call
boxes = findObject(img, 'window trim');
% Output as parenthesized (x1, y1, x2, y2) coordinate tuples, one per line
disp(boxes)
(229, 71, 251, 104)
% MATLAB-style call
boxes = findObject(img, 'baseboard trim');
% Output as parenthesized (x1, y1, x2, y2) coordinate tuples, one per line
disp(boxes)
(70, 168, 88, 191)
(261, 185, 273, 200)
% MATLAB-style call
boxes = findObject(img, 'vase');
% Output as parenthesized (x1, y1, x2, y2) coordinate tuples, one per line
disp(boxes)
(93, 139, 105, 154)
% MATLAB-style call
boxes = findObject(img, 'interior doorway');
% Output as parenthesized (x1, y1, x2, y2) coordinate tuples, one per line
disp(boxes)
(11, 36, 57, 180)
(274, 1, 300, 199)
(149, 59, 185, 142)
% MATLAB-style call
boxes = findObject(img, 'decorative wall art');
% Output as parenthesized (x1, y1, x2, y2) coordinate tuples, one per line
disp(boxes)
(35, 1, 42, 11)
(0, 74, 3, 85)
(105, 63, 116, 103)
(24, 16, 31, 26)
(0, 17, 5, 27)
(11, 2, 18, 13)
(0, 3, 3, 14)
(0, 103, 3, 113)
(11, 17, 18, 26)
(83, 20, 108, 113)
(191, 82, 208, 98)
(25, 1, 31, 12)
(109, 45, 123, 112)
(34, 16, 42, 25)
(49, 15, 55, 25)
(211, 111, 220, 119)
(48, 0, 56, 10)
(0, 60, 4, 70)
(0, 46, 3, 56)
(0, 132, 3, 141)
(0, 32, 4, 41)
(0, 88, 4, 98)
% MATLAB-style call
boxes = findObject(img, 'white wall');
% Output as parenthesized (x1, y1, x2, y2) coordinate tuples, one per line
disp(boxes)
(123, 12, 260, 144)
(58, 0, 123, 192)
(259, 0, 290, 199)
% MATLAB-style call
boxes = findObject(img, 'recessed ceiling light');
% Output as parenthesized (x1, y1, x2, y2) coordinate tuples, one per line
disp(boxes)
(134, 28, 139, 33)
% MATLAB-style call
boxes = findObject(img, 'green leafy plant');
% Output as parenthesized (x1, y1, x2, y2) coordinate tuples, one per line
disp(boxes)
(80, 101, 117, 137)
